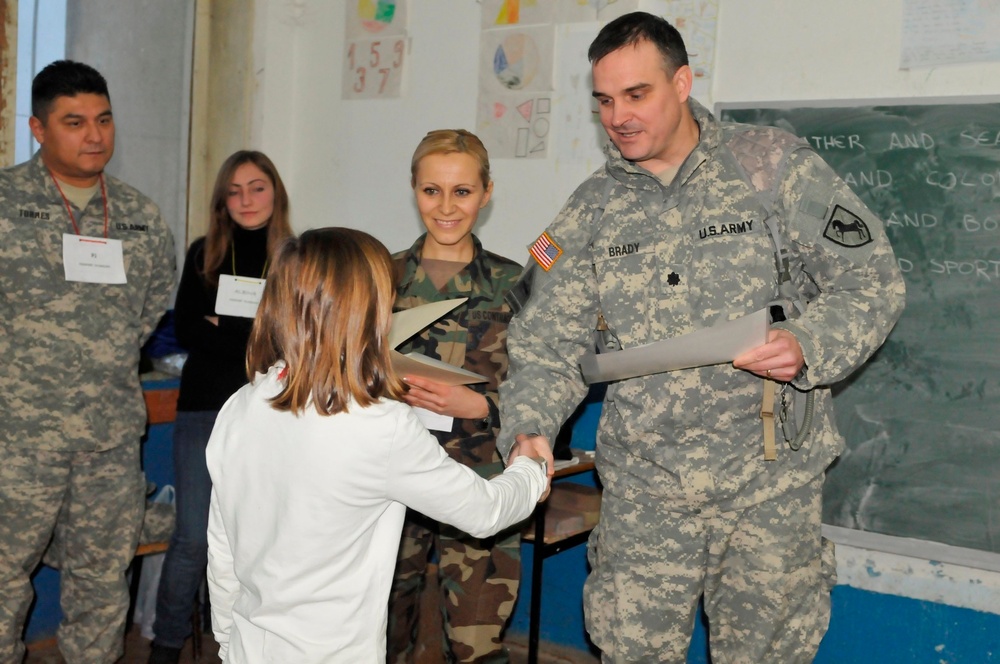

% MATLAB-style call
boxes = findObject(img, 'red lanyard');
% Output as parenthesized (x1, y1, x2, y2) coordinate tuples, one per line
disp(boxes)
(49, 169, 110, 238)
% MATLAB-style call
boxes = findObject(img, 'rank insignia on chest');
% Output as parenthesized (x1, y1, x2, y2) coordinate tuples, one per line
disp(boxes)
(529, 232, 563, 271)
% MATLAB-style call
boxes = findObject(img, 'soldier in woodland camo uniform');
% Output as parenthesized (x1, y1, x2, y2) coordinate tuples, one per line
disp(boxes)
(386, 130, 524, 664)
(498, 14, 905, 664)
(0, 61, 175, 663)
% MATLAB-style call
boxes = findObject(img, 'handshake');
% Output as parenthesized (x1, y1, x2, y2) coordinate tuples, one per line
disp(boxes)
(510, 432, 555, 502)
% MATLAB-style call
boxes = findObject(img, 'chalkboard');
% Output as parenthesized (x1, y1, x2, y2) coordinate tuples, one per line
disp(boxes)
(720, 102, 1000, 554)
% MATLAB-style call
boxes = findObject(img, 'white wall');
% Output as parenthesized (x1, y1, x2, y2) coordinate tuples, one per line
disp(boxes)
(713, 1, 1000, 103)
(250, 0, 1000, 261)
(66, 0, 194, 272)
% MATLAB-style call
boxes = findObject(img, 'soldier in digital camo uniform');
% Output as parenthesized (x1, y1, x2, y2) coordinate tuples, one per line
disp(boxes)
(499, 13, 905, 664)
(386, 130, 525, 664)
(0, 61, 175, 663)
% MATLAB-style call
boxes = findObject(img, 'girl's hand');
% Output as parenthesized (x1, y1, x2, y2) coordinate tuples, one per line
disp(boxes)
(401, 375, 490, 420)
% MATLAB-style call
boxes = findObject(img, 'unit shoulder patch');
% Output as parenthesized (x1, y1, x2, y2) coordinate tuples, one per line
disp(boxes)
(822, 204, 873, 248)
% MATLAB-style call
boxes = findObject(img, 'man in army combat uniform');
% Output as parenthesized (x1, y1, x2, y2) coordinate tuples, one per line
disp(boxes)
(500, 12, 905, 663)
(0, 60, 175, 662)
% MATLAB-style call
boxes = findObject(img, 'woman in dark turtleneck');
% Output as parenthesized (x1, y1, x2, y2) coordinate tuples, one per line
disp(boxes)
(148, 151, 293, 664)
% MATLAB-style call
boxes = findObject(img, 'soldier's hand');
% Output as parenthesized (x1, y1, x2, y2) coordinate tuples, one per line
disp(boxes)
(401, 376, 488, 420)
(511, 433, 555, 482)
(733, 328, 804, 383)
(526, 456, 552, 502)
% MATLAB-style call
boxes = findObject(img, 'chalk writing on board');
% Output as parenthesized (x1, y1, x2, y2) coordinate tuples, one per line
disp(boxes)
(722, 103, 1000, 554)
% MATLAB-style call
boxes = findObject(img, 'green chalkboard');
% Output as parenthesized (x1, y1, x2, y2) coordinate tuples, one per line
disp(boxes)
(721, 102, 1000, 554)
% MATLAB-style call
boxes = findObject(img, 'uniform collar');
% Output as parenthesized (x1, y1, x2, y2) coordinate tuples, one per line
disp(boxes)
(397, 233, 492, 297)
(604, 97, 720, 191)
(29, 152, 60, 198)
(29, 151, 114, 205)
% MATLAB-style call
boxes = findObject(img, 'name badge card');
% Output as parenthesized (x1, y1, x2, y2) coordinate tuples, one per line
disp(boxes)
(215, 274, 266, 318)
(62, 234, 127, 284)
(411, 406, 454, 433)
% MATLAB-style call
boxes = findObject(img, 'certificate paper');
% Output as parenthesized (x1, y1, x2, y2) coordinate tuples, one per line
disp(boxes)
(392, 352, 488, 386)
(215, 274, 266, 318)
(579, 308, 770, 384)
(411, 406, 454, 432)
(62, 234, 127, 284)
(389, 298, 488, 384)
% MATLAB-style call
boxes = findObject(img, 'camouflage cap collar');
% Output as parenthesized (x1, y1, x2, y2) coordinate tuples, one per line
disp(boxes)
(26, 150, 122, 205)
(27, 151, 62, 197)
(603, 97, 720, 191)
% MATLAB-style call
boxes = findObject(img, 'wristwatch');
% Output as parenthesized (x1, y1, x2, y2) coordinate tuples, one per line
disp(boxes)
(476, 396, 500, 432)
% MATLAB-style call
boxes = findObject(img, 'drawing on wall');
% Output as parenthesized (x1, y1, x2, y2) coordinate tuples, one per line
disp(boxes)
(480, 0, 557, 28)
(346, 0, 407, 38)
(476, 0, 717, 159)
(662, 0, 719, 97)
(554, 24, 608, 165)
(556, 0, 640, 23)
(901, 0, 1000, 68)
(342, 1, 409, 99)
(477, 25, 555, 159)
(493, 31, 543, 89)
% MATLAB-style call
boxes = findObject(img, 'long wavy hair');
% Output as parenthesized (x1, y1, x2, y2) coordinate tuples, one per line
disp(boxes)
(245, 228, 406, 415)
(202, 150, 292, 286)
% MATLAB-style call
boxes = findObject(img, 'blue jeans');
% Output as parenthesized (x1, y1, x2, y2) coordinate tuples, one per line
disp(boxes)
(152, 410, 217, 648)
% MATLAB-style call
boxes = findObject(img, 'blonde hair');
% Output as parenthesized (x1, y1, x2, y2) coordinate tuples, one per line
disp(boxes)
(409, 129, 491, 188)
(246, 227, 406, 415)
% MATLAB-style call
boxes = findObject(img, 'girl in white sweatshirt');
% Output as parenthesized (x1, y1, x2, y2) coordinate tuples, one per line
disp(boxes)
(205, 227, 549, 663)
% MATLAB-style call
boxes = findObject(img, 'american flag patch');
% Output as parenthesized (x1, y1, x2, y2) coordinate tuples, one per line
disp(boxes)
(529, 232, 562, 271)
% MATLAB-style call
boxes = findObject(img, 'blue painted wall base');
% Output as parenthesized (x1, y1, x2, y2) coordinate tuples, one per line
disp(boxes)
(509, 566, 1000, 663)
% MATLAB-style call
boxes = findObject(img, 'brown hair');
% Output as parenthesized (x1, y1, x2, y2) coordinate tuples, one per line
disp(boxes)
(203, 150, 293, 286)
(409, 129, 491, 189)
(246, 227, 406, 415)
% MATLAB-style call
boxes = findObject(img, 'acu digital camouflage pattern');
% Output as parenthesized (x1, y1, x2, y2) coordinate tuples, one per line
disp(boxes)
(0, 153, 176, 453)
(389, 234, 525, 663)
(498, 99, 905, 661)
(0, 442, 145, 663)
(0, 152, 175, 662)
(586, 477, 835, 663)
